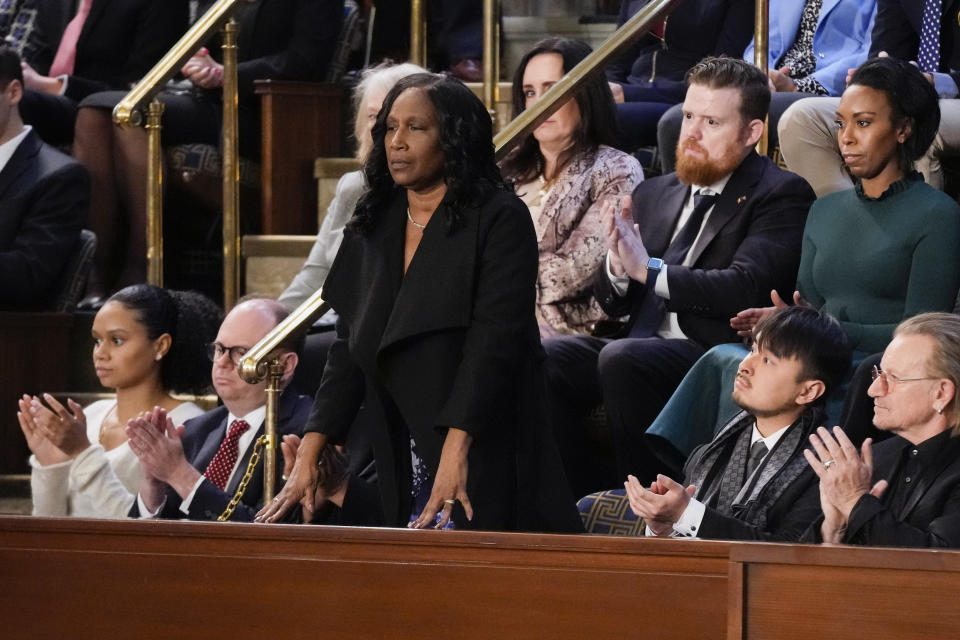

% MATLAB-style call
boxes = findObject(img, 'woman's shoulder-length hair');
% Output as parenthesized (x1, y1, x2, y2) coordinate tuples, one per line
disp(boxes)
(350, 72, 507, 235)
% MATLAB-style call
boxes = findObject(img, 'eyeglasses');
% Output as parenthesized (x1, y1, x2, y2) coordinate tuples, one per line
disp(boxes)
(206, 342, 249, 367)
(871, 365, 936, 393)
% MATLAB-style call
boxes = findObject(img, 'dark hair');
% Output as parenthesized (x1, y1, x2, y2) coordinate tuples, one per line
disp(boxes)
(0, 46, 23, 88)
(685, 56, 770, 123)
(350, 72, 507, 235)
(499, 37, 623, 184)
(235, 294, 306, 358)
(753, 306, 851, 401)
(107, 285, 223, 395)
(848, 56, 941, 172)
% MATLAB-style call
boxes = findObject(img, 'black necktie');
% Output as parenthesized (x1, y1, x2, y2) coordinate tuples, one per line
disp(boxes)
(662, 190, 719, 267)
(744, 439, 768, 481)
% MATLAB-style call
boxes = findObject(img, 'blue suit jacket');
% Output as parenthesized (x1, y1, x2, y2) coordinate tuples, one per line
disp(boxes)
(744, 0, 877, 96)
(129, 389, 311, 522)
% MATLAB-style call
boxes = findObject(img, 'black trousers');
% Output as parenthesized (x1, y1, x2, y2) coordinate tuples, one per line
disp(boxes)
(543, 334, 705, 495)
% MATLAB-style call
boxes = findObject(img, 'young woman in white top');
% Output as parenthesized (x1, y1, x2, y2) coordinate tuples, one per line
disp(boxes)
(18, 284, 221, 518)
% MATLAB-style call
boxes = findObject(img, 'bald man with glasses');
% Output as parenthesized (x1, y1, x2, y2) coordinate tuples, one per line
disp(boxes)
(126, 297, 311, 522)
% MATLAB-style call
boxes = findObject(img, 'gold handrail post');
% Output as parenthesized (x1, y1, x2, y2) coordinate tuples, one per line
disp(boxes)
(410, 0, 426, 66)
(262, 358, 284, 502)
(754, 0, 769, 156)
(221, 18, 240, 310)
(145, 99, 165, 286)
(482, 0, 498, 118)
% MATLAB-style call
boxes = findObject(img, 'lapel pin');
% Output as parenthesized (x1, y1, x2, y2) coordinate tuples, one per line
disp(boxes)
(737, 195, 747, 204)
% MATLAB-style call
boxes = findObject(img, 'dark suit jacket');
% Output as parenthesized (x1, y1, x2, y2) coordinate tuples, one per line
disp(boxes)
(836, 434, 960, 548)
(871, 0, 960, 88)
(307, 189, 583, 533)
(595, 151, 814, 348)
(605, 0, 755, 101)
(683, 409, 823, 542)
(206, 0, 343, 105)
(32, 0, 188, 101)
(0, 128, 87, 309)
(129, 390, 311, 522)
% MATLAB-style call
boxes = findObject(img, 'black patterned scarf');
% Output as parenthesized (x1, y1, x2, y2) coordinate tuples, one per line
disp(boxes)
(685, 407, 823, 528)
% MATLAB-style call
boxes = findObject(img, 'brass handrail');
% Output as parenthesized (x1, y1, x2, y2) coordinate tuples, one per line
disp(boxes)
(410, 0, 427, 66)
(113, 0, 247, 126)
(753, 0, 770, 155)
(493, 0, 683, 161)
(482, 0, 499, 116)
(113, 0, 251, 299)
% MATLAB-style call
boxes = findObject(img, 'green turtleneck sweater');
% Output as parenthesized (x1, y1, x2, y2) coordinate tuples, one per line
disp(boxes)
(797, 173, 960, 354)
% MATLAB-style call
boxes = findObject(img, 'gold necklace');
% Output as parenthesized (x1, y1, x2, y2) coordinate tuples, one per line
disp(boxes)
(406, 207, 426, 231)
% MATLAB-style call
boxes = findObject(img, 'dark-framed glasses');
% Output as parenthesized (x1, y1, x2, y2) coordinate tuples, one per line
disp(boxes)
(206, 342, 249, 367)
(870, 365, 936, 393)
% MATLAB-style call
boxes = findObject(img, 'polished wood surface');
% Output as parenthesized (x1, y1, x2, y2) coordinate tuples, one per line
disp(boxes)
(0, 313, 74, 474)
(256, 80, 347, 235)
(729, 543, 960, 639)
(0, 516, 729, 639)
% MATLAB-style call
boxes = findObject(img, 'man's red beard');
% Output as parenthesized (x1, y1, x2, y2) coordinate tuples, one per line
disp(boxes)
(675, 138, 744, 186)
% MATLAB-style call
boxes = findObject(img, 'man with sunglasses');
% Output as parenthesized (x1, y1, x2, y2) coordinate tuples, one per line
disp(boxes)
(805, 312, 960, 547)
(126, 297, 311, 521)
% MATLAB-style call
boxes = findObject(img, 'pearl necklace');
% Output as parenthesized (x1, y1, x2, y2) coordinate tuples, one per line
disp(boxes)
(406, 207, 426, 231)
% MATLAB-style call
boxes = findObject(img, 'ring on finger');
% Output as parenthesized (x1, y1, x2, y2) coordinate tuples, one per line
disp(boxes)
(443, 499, 456, 505)
(823, 459, 835, 469)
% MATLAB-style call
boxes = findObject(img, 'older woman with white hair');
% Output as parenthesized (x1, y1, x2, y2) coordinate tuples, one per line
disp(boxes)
(805, 312, 960, 548)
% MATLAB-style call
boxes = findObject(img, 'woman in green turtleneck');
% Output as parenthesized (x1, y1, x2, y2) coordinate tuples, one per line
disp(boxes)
(644, 57, 960, 471)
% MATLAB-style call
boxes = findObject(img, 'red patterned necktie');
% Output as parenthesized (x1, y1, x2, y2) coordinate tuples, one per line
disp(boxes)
(203, 419, 250, 490)
(48, 0, 94, 77)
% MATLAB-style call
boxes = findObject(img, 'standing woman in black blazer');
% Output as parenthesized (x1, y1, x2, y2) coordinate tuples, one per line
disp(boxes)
(258, 73, 581, 532)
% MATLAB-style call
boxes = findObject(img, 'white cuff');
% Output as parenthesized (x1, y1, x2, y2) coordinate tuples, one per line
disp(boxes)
(653, 264, 670, 299)
(137, 492, 165, 518)
(55, 74, 69, 95)
(606, 252, 630, 296)
(178, 476, 207, 515)
(671, 497, 706, 538)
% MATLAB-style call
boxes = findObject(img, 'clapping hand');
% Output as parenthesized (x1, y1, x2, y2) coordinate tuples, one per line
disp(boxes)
(730, 290, 809, 338)
(624, 474, 696, 537)
(604, 195, 652, 283)
(18, 393, 90, 464)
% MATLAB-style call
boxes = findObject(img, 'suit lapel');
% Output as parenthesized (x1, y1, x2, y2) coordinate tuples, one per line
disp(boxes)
(378, 200, 475, 353)
(687, 151, 763, 265)
(644, 180, 688, 257)
(900, 437, 960, 520)
(224, 390, 297, 499)
(0, 130, 41, 201)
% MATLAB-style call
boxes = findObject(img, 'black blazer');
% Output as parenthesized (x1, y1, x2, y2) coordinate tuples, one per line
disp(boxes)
(595, 151, 814, 348)
(838, 434, 960, 548)
(606, 0, 755, 100)
(129, 390, 311, 522)
(871, 0, 960, 88)
(212, 0, 343, 105)
(307, 189, 582, 532)
(32, 0, 189, 101)
(0, 129, 88, 309)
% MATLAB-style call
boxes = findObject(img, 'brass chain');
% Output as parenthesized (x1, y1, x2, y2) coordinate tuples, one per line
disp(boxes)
(217, 434, 268, 521)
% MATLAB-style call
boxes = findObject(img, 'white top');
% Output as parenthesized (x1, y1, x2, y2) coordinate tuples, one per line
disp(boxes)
(30, 399, 205, 519)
